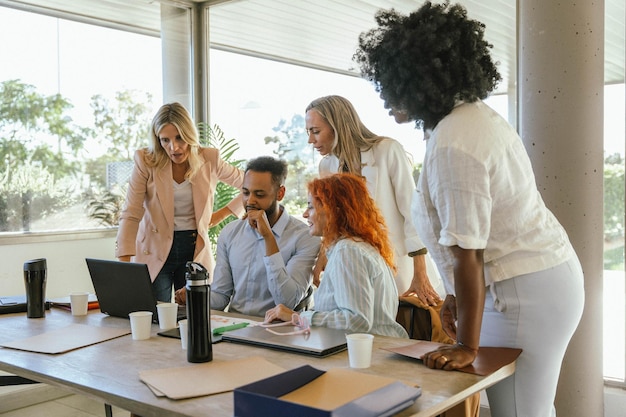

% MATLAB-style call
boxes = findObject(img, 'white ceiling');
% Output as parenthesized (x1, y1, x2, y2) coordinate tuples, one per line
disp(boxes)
(207, 0, 624, 93)
(208, 0, 519, 94)
(1, 0, 624, 95)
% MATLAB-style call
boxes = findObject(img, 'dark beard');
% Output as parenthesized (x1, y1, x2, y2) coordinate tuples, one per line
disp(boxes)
(264, 202, 278, 219)
(246, 201, 280, 219)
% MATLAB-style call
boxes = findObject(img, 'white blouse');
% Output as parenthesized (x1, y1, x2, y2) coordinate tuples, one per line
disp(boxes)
(173, 179, 196, 231)
(318, 138, 444, 296)
(412, 101, 576, 294)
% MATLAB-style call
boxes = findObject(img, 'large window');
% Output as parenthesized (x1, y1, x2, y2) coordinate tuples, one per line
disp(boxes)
(0, 7, 162, 234)
(209, 49, 426, 212)
(603, 83, 625, 384)
(208, 49, 511, 213)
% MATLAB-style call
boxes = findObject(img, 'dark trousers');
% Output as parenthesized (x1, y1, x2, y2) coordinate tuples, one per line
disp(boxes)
(152, 230, 197, 302)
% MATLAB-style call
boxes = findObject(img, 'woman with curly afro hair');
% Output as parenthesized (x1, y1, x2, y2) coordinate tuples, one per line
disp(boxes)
(355, 3, 584, 417)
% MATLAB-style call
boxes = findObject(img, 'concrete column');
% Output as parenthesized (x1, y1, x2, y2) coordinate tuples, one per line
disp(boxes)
(192, 3, 210, 124)
(518, 1, 605, 416)
(160, 3, 192, 110)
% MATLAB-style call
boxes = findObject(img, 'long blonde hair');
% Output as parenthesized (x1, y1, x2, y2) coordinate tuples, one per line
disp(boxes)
(145, 102, 202, 182)
(306, 95, 383, 175)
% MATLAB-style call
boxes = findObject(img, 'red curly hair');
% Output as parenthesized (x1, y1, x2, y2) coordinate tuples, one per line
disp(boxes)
(307, 173, 396, 272)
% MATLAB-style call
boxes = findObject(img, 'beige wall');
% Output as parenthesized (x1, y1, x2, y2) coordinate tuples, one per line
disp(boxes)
(0, 234, 116, 299)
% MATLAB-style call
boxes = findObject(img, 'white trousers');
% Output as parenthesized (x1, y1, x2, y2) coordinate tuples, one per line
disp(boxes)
(480, 256, 585, 417)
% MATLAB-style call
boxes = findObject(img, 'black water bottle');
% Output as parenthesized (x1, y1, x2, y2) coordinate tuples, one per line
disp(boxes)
(23, 258, 47, 318)
(185, 261, 212, 363)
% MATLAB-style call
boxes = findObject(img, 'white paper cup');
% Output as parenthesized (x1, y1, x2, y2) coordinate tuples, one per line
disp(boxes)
(69, 292, 89, 316)
(346, 333, 374, 368)
(178, 319, 188, 350)
(129, 311, 153, 340)
(156, 302, 178, 330)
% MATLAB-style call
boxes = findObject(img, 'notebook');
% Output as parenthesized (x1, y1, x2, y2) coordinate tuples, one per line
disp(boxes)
(221, 323, 347, 357)
(49, 293, 100, 311)
(158, 314, 259, 343)
(85, 258, 186, 323)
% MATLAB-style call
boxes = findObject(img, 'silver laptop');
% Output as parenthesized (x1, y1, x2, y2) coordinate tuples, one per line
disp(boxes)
(85, 258, 185, 323)
(221, 323, 347, 357)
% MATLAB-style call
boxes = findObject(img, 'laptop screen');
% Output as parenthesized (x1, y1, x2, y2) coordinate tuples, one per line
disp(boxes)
(86, 258, 159, 320)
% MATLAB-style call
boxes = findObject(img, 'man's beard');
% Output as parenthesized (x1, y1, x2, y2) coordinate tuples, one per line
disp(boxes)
(246, 200, 278, 218)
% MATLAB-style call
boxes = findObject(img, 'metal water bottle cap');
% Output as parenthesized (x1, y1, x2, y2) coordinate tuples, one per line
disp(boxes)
(185, 261, 209, 286)
(187, 278, 209, 286)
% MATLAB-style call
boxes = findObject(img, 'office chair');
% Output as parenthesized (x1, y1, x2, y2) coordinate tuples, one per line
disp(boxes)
(395, 297, 479, 417)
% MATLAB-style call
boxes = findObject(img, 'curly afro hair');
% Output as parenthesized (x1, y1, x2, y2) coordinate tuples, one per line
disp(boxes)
(354, 1, 501, 130)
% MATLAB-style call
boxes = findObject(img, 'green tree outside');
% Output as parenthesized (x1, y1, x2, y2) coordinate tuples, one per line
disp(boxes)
(90, 90, 153, 160)
(1, 79, 624, 273)
(604, 153, 625, 270)
(264, 114, 317, 212)
(0, 80, 82, 231)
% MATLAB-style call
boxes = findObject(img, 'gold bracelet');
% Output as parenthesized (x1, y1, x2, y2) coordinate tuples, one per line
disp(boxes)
(408, 247, 428, 257)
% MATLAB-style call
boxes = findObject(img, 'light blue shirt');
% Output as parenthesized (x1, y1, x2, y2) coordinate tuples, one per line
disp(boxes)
(301, 239, 408, 338)
(210, 206, 321, 317)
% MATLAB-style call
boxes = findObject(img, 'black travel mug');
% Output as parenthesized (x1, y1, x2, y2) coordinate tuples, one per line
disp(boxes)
(23, 258, 47, 318)
(185, 261, 212, 363)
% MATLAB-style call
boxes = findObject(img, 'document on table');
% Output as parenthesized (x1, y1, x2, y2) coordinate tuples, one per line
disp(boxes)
(49, 294, 100, 311)
(211, 314, 260, 335)
(138, 356, 285, 400)
(211, 314, 259, 327)
(158, 314, 261, 340)
(0, 323, 130, 354)
(383, 340, 522, 376)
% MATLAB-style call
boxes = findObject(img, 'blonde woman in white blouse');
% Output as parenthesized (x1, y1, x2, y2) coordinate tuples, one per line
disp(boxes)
(305, 95, 444, 305)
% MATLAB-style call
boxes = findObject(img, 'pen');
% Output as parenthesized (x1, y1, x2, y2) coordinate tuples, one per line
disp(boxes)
(213, 322, 249, 335)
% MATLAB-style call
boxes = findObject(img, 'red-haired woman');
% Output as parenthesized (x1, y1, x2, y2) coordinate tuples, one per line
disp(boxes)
(263, 173, 408, 338)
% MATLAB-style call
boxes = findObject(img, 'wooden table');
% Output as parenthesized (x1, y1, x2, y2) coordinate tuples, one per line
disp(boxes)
(0, 309, 514, 417)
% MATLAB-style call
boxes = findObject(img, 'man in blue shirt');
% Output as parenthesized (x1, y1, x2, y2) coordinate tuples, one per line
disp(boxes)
(206, 156, 320, 317)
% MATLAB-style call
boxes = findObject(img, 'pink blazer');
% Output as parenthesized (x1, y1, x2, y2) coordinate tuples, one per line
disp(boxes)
(115, 147, 244, 280)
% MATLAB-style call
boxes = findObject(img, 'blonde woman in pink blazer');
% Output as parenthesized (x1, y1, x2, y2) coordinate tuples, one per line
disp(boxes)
(115, 102, 244, 301)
